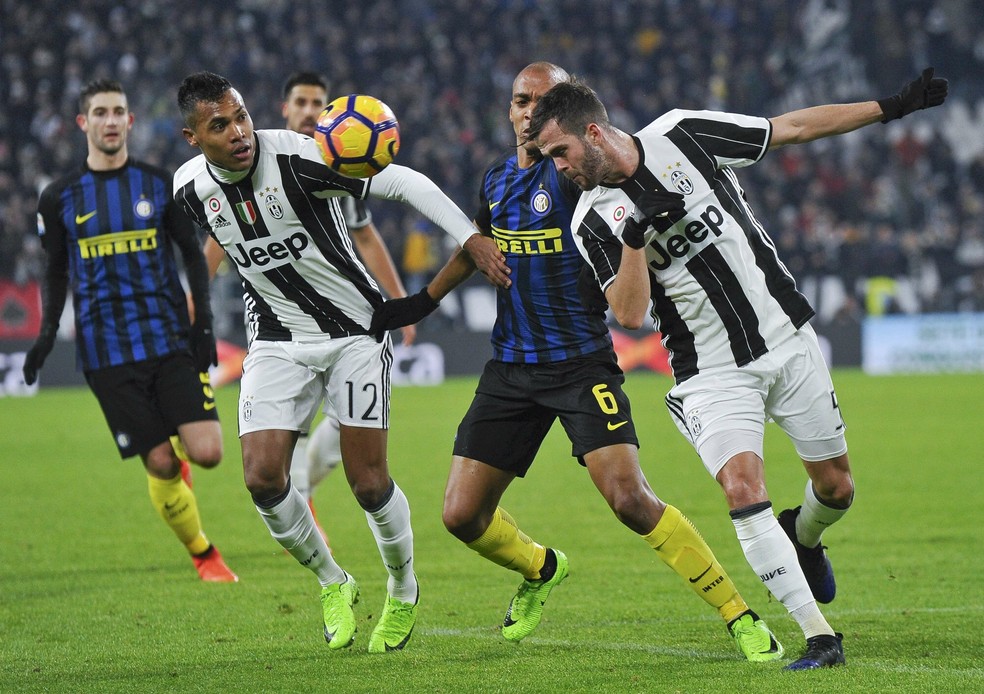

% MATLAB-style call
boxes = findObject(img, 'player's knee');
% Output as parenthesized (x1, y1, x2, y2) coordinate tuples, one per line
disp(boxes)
(184, 441, 223, 468)
(607, 486, 660, 534)
(442, 502, 483, 542)
(144, 447, 179, 479)
(816, 475, 855, 509)
(350, 475, 392, 511)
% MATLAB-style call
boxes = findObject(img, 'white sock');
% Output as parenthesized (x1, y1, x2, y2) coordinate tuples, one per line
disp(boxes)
(791, 602, 836, 639)
(732, 506, 831, 637)
(288, 435, 312, 500)
(365, 481, 417, 602)
(797, 480, 850, 548)
(307, 418, 343, 488)
(255, 483, 345, 586)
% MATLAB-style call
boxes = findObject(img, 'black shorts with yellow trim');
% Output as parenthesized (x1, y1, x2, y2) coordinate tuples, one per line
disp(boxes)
(452, 347, 638, 476)
(85, 351, 218, 459)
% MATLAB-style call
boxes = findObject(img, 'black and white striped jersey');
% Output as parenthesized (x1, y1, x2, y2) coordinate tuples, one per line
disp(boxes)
(572, 109, 815, 384)
(340, 196, 372, 230)
(174, 129, 475, 342)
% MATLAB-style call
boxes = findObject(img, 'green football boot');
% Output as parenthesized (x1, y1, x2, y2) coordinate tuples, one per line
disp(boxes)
(368, 593, 419, 653)
(321, 574, 359, 649)
(501, 548, 569, 642)
(728, 610, 784, 662)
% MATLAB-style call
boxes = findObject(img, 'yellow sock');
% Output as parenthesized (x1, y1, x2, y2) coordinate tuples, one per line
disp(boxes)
(147, 473, 210, 555)
(466, 507, 546, 580)
(169, 435, 189, 462)
(642, 505, 748, 624)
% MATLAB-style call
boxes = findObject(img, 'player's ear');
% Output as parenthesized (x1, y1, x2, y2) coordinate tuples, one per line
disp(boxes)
(76, 114, 88, 132)
(281, 102, 289, 119)
(182, 128, 199, 148)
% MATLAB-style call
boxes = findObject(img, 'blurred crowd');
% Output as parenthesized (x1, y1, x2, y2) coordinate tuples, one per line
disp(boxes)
(2, 0, 983, 332)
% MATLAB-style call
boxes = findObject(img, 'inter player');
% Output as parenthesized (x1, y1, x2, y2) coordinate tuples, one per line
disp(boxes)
(173, 71, 509, 653)
(370, 62, 781, 660)
(23, 79, 237, 583)
(201, 72, 416, 546)
(527, 70, 948, 669)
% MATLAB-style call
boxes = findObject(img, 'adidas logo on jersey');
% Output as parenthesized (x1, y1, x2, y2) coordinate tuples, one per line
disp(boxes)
(213, 214, 231, 229)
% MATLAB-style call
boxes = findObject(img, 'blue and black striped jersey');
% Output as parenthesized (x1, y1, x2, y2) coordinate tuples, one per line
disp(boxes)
(37, 160, 197, 371)
(474, 152, 611, 363)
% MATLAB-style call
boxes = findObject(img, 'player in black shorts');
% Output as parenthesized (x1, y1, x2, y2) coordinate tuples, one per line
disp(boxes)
(23, 79, 236, 582)
(371, 62, 781, 660)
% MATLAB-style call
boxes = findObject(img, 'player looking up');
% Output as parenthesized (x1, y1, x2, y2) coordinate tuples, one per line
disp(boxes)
(174, 71, 510, 653)
(201, 72, 417, 549)
(370, 62, 782, 661)
(24, 79, 237, 583)
(527, 69, 948, 670)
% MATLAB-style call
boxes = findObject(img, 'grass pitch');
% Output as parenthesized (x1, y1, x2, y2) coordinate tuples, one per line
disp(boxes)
(1, 370, 982, 692)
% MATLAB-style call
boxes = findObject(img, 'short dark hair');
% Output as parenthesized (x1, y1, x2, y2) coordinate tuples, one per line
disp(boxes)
(177, 71, 233, 128)
(527, 77, 610, 144)
(79, 79, 125, 115)
(283, 71, 328, 99)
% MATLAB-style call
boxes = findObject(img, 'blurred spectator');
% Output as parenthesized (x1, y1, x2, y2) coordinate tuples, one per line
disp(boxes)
(2, 0, 983, 343)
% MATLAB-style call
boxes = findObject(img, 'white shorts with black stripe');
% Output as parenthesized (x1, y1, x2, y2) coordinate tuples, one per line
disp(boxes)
(238, 334, 392, 436)
(664, 323, 847, 478)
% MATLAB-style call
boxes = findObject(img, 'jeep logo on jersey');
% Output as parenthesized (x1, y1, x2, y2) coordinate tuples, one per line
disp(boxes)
(647, 204, 726, 271)
(671, 170, 694, 195)
(229, 232, 309, 269)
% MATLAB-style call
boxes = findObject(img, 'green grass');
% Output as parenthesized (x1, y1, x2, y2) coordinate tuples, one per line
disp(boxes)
(1, 371, 982, 692)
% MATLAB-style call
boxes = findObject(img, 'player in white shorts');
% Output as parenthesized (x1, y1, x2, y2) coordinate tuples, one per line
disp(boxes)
(527, 69, 947, 669)
(174, 71, 510, 654)
(665, 325, 847, 480)
(200, 72, 416, 546)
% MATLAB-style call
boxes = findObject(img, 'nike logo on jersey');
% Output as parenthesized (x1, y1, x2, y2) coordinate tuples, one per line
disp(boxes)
(75, 210, 97, 225)
(489, 200, 501, 211)
(607, 420, 628, 431)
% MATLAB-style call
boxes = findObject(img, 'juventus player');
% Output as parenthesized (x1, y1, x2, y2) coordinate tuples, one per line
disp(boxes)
(528, 69, 947, 670)
(200, 71, 417, 550)
(174, 71, 509, 653)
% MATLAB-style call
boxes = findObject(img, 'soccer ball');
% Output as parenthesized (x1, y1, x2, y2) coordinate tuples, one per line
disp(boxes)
(314, 94, 400, 178)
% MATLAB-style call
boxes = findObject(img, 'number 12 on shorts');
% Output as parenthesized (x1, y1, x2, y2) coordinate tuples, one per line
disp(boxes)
(345, 380, 380, 421)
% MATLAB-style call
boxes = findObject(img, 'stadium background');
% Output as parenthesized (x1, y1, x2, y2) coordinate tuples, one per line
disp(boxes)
(1, 0, 982, 390)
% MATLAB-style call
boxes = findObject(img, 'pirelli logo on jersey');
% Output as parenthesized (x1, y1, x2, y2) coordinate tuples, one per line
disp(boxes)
(491, 226, 563, 255)
(78, 229, 158, 259)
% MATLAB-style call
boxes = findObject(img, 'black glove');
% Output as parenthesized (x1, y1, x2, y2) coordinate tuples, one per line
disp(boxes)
(370, 287, 440, 342)
(189, 322, 218, 373)
(877, 67, 948, 123)
(23, 324, 57, 386)
(622, 190, 686, 249)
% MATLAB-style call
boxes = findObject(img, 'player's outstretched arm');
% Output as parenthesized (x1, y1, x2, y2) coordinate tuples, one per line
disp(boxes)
(369, 245, 476, 341)
(367, 164, 511, 288)
(770, 67, 948, 149)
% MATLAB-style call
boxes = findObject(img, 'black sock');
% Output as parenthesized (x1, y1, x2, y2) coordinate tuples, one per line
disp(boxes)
(538, 548, 557, 582)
